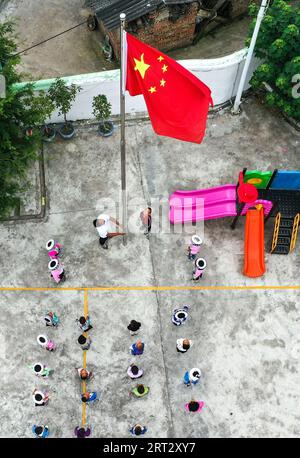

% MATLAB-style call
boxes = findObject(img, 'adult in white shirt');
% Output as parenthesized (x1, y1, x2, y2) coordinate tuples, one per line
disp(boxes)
(176, 338, 193, 353)
(93, 213, 125, 249)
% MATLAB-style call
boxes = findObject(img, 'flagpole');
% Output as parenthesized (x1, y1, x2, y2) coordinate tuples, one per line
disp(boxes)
(232, 0, 268, 115)
(120, 13, 127, 245)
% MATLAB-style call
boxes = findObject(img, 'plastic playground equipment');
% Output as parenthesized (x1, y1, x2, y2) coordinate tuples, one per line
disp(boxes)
(169, 169, 300, 278)
(243, 206, 266, 278)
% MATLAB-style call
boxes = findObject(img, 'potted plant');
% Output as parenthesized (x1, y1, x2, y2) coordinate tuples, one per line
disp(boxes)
(92, 94, 114, 137)
(48, 78, 82, 140)
(38, 92, 56, 142)
(21, 88, 55, 142)
(42, 123, 56, 142)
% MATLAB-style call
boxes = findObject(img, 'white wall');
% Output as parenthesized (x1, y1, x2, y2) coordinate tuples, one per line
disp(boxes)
(15, 48, 259, 123)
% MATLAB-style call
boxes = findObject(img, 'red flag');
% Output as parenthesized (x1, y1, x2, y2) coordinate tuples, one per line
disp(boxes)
(125, 33, 213, 144)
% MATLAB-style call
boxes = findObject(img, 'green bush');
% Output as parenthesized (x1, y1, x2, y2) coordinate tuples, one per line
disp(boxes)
(248, 0, 300, 119)
(0, 20, 51, 218)
(92, 94, 112, 121)
(48, 77, 81, 131)
(92, 94, 112, 132)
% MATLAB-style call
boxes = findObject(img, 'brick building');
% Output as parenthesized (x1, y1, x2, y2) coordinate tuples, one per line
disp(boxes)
(85, 1, 258, 59)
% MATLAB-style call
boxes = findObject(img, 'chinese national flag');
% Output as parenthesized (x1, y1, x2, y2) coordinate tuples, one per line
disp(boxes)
(125, 33, 213, 144)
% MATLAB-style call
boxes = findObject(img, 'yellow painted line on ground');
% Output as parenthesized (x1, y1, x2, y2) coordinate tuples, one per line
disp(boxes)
(0, 287, 84, 291)
(84, 289, 89, 317)
(82, 285, 300, 291)
(83, 351, 87, 369)
(82, 400, 87, 428)
(0, 285, 300, 291)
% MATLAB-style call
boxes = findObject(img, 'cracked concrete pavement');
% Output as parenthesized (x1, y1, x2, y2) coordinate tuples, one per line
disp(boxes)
(0, 98, 299, 288)
(0, 97, 299, 438)
(1, 288, 300, 438)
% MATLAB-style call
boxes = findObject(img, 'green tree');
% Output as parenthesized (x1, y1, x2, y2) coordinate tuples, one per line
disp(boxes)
(0, 20, 50, 218)
(92, 94, 112, 132)
(48, 77, 81, 133)
(247, 0, 300, 119)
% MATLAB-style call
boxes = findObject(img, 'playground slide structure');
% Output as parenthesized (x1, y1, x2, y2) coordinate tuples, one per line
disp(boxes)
(169, 169, 300, 278)
(169, 185, 273, 224)
(240, 199, 273, 217)
(169, 184, 237, 224)
(169, 184, 270, 279)
(243, 207, 266, 278)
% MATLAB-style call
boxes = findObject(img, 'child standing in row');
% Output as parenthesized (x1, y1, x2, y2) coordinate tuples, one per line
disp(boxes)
(186, 235, 202, 261)
(32, 425, 49, 438)
(77, 316, 93, 332)
(130, 340, 144, 356)
(172, 306, 189, 326)
(46, 239, 62, 259)
(185, 400, 204, 413)
(127, 320, 141, 336)
(127, 364, 143, 379)
(44, 311, 59, 327)
(78, 334, 91, 351)
(130, 424, 147, 436)
(130, 384, 150, 398)
(32, 362, 52, 378)
(192, 258, 207, 281)
(33, 389, 49, 406)
(37, 334, 56, 352)
(48, 259, 65, 284)
(74, 426, 91, 438)
(183, 368, 201, 387)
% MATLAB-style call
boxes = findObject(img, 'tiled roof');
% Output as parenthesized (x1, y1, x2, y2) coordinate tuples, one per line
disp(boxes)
(85, 0, 197, 30)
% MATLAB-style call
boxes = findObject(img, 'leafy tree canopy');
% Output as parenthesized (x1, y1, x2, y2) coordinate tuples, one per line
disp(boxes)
(92, 94, 112, 122)
(0, 20, 50, 218)
(48, 78, 81, 124)
(248, 0, 300, 119)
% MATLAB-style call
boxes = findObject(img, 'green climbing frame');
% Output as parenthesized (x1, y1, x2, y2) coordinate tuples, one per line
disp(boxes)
(244, 170, 273, 189)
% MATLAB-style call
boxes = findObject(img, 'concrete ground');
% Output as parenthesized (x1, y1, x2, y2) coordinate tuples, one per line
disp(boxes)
(0, 0, 251, 79)
(0, 97, 300, 438)
(0, 288, 299, 438)
(169, 16, 251, 60)
(0, 0, 116, 79)
(0, 97, 299, 288)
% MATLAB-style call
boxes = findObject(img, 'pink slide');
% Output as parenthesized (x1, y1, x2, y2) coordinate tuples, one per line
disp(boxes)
(169, 184, 237, 224)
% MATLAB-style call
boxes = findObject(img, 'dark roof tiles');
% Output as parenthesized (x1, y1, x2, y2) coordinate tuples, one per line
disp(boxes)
(85, 0, 197, 30)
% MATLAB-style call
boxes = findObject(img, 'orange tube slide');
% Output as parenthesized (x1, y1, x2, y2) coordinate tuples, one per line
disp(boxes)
(243, 207, 266, 278)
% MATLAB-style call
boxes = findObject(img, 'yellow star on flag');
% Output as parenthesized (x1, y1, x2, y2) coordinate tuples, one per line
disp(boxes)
(160, 79, 166, 87)
(149, 86, 157, 94)
(162, 64, 168, 73)
(157, 56, 164, 62)
(134, 53, 150, 79)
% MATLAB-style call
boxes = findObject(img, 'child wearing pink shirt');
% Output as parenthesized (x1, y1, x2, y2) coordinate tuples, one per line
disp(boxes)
(192, 258, 206, 281)
(48, 259, 65, 283)
(46, 239, 62, 259)
(37, 334, 56, 351)
(187, 235, 202, 261)
(184, 400, 204, 413)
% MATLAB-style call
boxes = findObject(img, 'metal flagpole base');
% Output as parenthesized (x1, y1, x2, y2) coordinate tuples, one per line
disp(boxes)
(231, 106, 242, 116)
